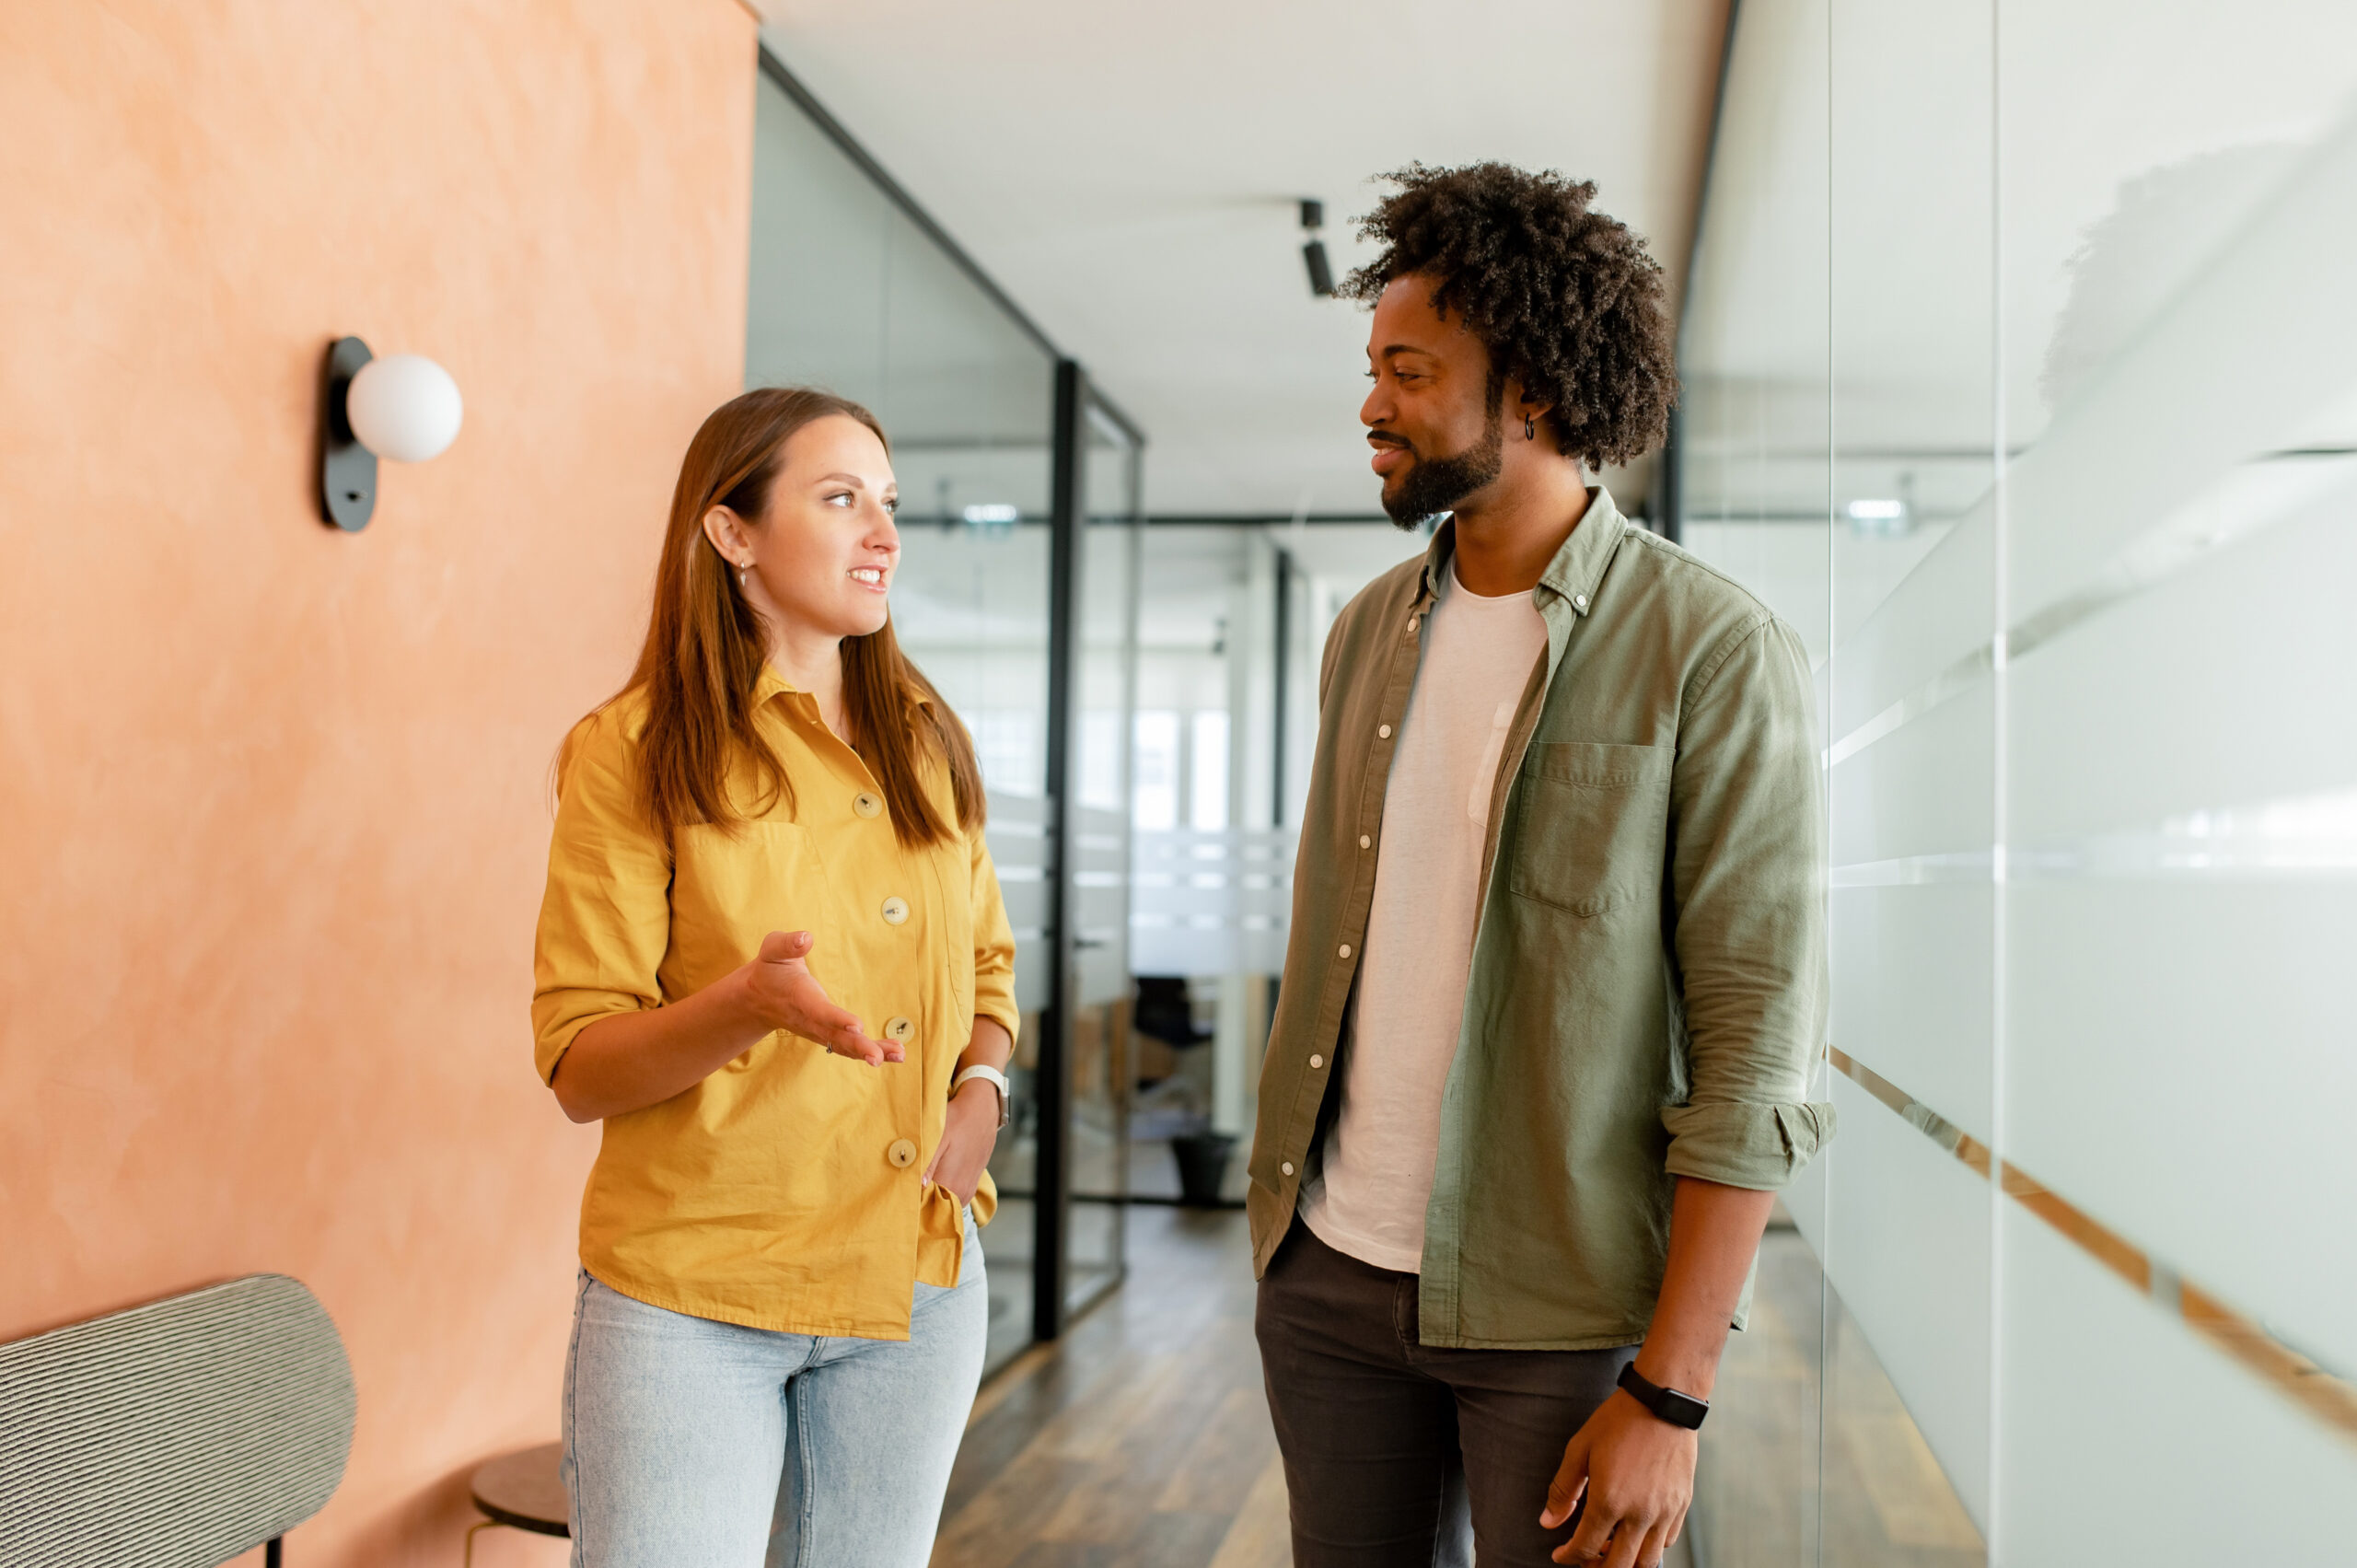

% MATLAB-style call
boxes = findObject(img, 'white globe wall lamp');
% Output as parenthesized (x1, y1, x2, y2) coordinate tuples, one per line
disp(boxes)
(318, 336, 464, 531)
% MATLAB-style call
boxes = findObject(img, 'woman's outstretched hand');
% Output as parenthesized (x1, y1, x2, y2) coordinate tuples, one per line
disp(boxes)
(741, 930, 899, 1065)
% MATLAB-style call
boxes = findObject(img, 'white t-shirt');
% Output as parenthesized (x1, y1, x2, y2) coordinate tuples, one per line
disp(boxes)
(1299, 561, 1549, 1273)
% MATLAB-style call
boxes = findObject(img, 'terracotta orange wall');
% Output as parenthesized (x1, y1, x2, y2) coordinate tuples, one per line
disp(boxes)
(0, 3, 756, 1562)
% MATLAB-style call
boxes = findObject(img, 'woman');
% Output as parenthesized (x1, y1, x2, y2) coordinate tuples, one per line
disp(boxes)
(531, 387, 1016, 1567)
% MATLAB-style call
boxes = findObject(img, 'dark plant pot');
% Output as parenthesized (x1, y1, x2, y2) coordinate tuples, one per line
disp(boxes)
(1169, 1132, 1238, 1208)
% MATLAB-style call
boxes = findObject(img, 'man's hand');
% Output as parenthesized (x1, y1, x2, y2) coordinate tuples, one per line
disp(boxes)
(1538, 1178, 1769, 1564)
(1540, 1388, 1695, 1568)
(740, 930, 898, 1065)
(923, 1080, 1001, 1204)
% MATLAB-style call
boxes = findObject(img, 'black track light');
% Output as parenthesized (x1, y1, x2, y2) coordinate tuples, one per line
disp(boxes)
(1299, 198, 1334, 297)
(1303, 240, 1334, 296)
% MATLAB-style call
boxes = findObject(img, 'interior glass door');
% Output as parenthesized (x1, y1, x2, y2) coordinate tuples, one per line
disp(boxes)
(1060, 395, 1143, 1315)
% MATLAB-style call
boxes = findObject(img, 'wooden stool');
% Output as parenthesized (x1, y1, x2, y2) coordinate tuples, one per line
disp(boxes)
(465, 1443, 568, 1563)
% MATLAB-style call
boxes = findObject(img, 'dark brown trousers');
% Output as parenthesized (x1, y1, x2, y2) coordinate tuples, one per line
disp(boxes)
(1255, 1222, 1636, 1568)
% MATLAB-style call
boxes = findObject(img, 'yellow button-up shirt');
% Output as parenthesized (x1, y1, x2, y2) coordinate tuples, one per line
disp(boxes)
(531, 670, 1018, 1339)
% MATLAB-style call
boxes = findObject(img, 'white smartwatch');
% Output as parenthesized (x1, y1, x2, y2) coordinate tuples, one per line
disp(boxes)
(951, 1063, 1011, 1128)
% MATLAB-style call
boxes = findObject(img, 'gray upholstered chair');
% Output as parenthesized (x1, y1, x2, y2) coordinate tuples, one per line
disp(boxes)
(0, 1273, 355, 1567)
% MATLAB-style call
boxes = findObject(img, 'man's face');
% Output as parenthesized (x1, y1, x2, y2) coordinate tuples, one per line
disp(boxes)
(1359, 274, 1505, 528)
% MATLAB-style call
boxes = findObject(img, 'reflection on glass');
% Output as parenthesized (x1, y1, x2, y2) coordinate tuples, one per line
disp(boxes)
(1699, 1225, 1985, 1568)
(1822, 1283, 1982, 1568)
(1692, 1225, 1821, 1567)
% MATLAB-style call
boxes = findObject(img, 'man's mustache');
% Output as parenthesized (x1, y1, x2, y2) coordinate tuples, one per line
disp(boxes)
(1366, 429, 1414, 453)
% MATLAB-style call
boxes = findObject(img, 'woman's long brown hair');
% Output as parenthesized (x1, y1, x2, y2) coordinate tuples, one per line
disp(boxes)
(587, 387, 984, 849)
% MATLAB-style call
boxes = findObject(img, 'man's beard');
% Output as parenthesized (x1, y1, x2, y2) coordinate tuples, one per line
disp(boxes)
(1377, 407, 1504, 528)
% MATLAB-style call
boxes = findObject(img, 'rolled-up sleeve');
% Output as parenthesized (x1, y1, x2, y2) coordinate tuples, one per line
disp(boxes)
(967, 826, 1020, 1049)
(530, 709, 671, 1085)
(1661, 615, 1836, 1188)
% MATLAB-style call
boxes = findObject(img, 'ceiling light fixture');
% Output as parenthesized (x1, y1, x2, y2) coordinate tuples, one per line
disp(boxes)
(1844, 496, 1913, 537)
(1300, 199, 1334, 298)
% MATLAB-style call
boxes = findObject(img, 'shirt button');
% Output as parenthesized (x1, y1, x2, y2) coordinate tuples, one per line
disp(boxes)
(1309, 1054, 1324, 1069)
(881, 897, 909, 925)
(1407, 615, 1419, 633)
(1378, 725, 1392, 739)
(1338, 943, 1352, 958)
(1359, 834, 1372, 849)
(1574, 593, 1589, 610)
(853, 792, 883, 819)
(888, 1139, 917, 1168)
(885, 1016, 914, 1041)
(1281, 1161, 1295, 1178)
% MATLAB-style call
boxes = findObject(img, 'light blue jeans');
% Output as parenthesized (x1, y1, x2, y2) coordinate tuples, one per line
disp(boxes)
(562, 1215, 987, 1568)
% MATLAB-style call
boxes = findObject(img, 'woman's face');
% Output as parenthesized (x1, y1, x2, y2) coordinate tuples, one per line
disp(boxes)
(714, 414, 901, 644)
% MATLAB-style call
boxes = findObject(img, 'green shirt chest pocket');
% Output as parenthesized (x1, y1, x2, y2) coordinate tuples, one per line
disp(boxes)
(1506, 741, 1674, 917)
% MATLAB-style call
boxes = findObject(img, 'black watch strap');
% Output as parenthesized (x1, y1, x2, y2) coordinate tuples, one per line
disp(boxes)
(1617, 1361, 1710, 1430)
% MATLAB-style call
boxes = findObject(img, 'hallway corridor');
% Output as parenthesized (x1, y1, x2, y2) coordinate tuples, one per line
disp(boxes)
(933, 1208, 1286, 1568)
(933, 1208, 1701, 1568)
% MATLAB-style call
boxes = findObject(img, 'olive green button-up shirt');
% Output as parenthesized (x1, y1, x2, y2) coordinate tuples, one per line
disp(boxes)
(1248, 488, 1835, 1351)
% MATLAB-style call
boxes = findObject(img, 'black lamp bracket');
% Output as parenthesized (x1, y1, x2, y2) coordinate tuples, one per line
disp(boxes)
(319, 336, 376, 532)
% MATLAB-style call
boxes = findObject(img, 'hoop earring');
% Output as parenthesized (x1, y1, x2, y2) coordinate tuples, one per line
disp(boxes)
(1524, 413, 1537, 441)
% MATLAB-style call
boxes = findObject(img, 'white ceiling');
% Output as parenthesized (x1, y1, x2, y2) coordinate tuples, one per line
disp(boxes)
(749, 0, 1730, 517)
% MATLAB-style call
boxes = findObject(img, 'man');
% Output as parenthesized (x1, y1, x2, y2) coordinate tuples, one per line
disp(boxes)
(1249, 162, 1833, 1568)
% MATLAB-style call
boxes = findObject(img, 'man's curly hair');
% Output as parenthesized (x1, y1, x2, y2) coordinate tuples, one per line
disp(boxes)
(1340, 162, 1678, 470)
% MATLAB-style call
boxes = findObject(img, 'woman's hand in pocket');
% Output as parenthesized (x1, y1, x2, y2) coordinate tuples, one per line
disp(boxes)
(923, 1081, 1001, 1204)
(738, 930, 898, 1064)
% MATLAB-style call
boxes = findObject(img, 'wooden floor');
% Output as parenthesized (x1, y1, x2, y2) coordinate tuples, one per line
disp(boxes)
(1691, 1228, 1983, 1568)
(931, 1205, 1287, 1568)
(943, 1209, 1979, 1568)
(931, 1205, 1701, 1568)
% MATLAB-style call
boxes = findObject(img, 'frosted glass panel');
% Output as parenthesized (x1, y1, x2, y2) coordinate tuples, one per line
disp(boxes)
(1829, 684, 1992, 868)
(2007, 883, 2357, 1374)
(1991, 8, 2357, 1554)
(1820, 1283, 1982, 1568)
(1681, 0, 2357, 1551)
(1827, 884, 1990, 1140)
(1820, 1074, 1992, 1526)
(1678, 2, 1835, 1559)
(1693, 1227, 1821, 1568)
(2004, 473, 2357, 847)
(1997, 1212, 2357, 1565)
(1678, 522, 1828, 665)
(1825, 506, 1994, 742)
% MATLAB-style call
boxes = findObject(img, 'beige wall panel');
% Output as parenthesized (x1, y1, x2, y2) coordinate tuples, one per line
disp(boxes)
(0, 3, 757, 1562)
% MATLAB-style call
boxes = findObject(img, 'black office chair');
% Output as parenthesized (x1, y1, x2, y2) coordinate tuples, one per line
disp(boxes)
(1133, 974, 1212, 1048)
(0, 1273, 356, 1566)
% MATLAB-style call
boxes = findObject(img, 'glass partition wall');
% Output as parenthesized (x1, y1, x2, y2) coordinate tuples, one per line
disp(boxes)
(746, 54, 1141, 1371)
(1061, 400, 1144, 1313)
(1677, 2, 2357, 1562)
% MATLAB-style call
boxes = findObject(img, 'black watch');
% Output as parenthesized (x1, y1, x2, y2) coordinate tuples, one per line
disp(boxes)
(1617, 1361, 1710, 1430)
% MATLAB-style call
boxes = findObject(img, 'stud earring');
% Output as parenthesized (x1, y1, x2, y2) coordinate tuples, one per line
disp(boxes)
(1524, 413, 1537, 440)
